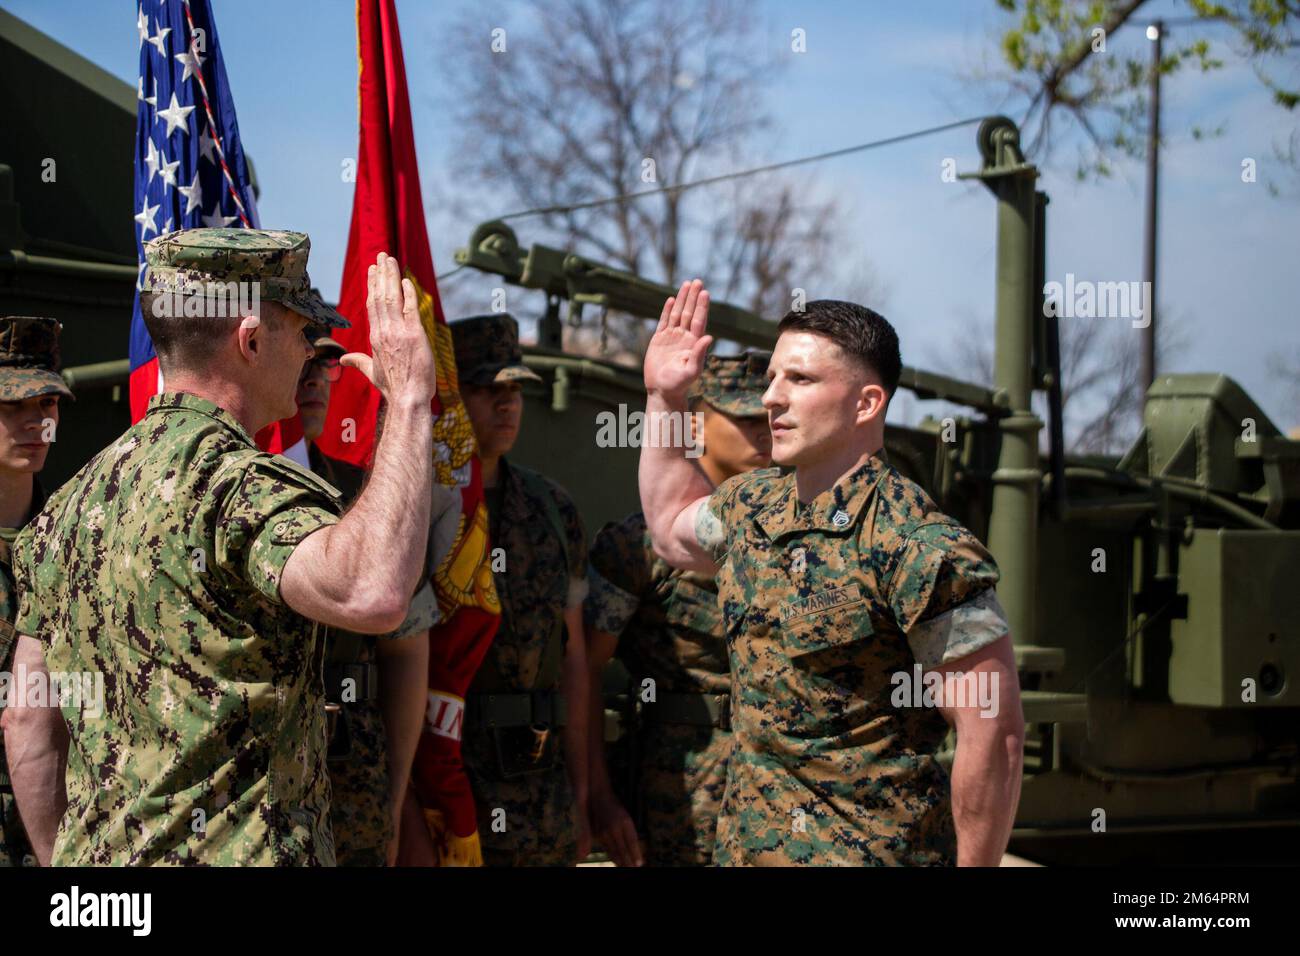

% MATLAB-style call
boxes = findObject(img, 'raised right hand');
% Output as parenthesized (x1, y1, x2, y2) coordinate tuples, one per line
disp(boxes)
(341, 252, 437, 405)
(643, 279, 713, 401)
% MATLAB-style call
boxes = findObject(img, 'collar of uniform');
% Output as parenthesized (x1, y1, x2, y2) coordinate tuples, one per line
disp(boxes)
(145, 391, 257, 447)
(755, 451, 888, 541)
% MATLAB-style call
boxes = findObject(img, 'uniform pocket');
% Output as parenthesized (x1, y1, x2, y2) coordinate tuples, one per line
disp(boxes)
(777, 583, 872, 655)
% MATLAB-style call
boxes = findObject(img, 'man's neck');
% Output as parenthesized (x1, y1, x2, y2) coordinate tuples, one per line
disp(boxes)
(698, 456, 729, 489)
(0, 469, 35, 529)
(794, 443, 882, 503)
(162, 373, 266, 436)
(481, 454, 502, 488)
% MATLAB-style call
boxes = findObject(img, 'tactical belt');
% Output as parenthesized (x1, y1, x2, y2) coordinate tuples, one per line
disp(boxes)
(643, 691, 731, 730)
(466, 691, 567, 729)
(324, 662, 379, 704)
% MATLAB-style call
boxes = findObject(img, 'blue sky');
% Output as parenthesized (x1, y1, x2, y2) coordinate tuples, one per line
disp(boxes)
(5, 0, 1298, 430)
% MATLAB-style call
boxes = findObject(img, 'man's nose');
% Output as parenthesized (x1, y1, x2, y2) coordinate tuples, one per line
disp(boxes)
(761, 380, 782, 409)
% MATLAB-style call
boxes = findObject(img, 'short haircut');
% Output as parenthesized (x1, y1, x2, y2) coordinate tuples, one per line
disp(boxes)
(139, 293, 286, 372)
(777, 300, 901, 397)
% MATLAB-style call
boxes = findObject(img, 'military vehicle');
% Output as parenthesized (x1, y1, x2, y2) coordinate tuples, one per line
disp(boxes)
(4, 10, 1296, 864)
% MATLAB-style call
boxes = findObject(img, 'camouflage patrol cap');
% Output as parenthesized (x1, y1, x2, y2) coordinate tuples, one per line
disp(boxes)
(0, 316, 75, 401)
(142, 228, 350, 329)
(449, 313, 543, 386)
(689, 350, 771, 416)
(312, 334, 346, 357)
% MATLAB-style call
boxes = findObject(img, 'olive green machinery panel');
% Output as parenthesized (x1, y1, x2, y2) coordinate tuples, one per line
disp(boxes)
(1171, 529, 1300, 707)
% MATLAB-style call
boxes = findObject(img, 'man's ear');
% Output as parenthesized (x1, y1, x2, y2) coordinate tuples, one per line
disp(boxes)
(856, 382, 888, 426)
(236, 314, 262, 364)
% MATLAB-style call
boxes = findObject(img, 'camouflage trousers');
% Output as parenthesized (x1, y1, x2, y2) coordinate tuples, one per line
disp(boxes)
(327, 703, 392, 867)
(0, 790, 36, 867)
(636, 722, 732, 867)
(463, 727, 578, 867)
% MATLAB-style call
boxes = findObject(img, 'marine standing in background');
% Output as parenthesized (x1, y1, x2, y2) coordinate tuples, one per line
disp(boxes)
(451, 313, 591, 867)
(0, 316, 73, 867)
(640, 284, 1025, 866)
(299, 331, 434, 867)
(4, 231, 441, 866)
(585, 352, 772, 867)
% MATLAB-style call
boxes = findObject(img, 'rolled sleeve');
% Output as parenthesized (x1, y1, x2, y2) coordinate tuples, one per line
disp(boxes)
(585, 567, 640, 637)
(886, 519, 1004, 667)
(381, 580, 440, 641)
(907, 588, 1010, 669)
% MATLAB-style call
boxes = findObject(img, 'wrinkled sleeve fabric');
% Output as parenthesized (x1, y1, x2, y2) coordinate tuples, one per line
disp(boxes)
(213, 455, 341, 605)
(586, 513, 652, 637)
(885, 519, 1009, 669)
(552, 484, 590, 610)
(696, 471, 753, 563)
(11, 526, 49, 647)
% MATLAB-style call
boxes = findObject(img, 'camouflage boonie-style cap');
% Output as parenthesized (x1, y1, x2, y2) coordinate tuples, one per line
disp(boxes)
(689, 350, 771, 416)
(142, 228, 350, 329)
(0, 316, 75, 401)
(449, 313, 543, 386)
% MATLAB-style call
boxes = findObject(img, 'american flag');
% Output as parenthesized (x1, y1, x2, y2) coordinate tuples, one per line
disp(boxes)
(129, 0, 303, 455)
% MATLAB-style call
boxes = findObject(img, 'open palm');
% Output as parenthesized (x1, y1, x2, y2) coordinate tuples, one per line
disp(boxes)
(643, 279, 714, 398)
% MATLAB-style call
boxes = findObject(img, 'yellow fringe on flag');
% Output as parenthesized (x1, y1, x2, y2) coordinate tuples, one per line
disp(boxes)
(424, 808, 483, 867)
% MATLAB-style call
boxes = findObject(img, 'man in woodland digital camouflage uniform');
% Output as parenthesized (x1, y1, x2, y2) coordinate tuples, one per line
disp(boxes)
(0, 316, 73, 867)
(585, 352, 771, 866)
(4, 230, 442, 865)
(298, 329, 436, 866)
(639, 284, 1025, 866)
(452, 313, 590, 867)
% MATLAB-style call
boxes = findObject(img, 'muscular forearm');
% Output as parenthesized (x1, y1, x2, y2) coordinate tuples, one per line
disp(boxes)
(950, 717, 1024, 866)
(283, 399, 433, 632)
(638, 391, 715, 569)
(377, 631, 430, 821)
(2, 636, 68, 865)
(326, 399, 433, 611)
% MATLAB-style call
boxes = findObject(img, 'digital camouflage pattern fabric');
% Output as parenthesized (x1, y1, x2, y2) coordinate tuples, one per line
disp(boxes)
(587, 511, 731, 866)
(0, 316, 74, 401)
(449, 313, 543, 387)
(465, 458, 587, 866)
(695, 453, 1010, 866)
(687, 351, 771, 417)
(12, 392, 343, 866)
(0, 483, 44, 868)
(309, 441, 436, 867)
(142, 228, 349, 329)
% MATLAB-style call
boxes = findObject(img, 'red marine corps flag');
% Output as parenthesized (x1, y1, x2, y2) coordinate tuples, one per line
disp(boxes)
(315, 0, 500, 865)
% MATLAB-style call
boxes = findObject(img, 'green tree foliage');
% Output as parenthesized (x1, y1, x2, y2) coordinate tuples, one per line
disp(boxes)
(993, 0, 1298, 179)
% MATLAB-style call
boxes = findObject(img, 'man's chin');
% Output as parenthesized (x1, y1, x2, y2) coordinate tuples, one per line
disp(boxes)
(770, 445, 797, 467)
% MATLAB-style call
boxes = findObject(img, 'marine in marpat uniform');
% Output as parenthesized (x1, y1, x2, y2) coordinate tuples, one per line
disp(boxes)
(4, 231, 443, 865)
(452, 313, 591, 867)
(0, 316, 73, 868)
(585, 352, 771, 867)
(298, 331, 434, 867)
(639, 286, 1025, 866)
